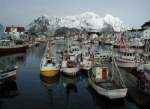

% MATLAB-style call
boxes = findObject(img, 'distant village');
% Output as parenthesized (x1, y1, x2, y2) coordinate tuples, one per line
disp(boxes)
(1, 20, 150, 42)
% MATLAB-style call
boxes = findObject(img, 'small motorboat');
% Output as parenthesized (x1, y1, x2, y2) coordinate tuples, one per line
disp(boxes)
(88, 56, 127, 99)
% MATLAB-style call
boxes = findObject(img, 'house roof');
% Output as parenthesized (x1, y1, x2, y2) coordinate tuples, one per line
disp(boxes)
(5, 26, 25, 32)
(142, 21, 150, 28)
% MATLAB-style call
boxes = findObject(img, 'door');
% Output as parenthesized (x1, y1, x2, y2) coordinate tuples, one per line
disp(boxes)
(102, 68, 108, 80)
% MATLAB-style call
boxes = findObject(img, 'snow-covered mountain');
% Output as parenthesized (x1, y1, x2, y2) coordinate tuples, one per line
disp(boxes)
(27, 12, 128, 33)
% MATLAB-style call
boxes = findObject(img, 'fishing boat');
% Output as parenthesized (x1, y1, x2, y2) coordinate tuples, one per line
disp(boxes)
(61, 54, 80, 76)
(80, 49, 92, 71)
(0, 66, 18, 81)
(88, 55, 127, 99)
(0, 40, 29, 55)
(40, 42, 60, 77)
(116, 49, 140, 68)
(61, 36, 80, 76)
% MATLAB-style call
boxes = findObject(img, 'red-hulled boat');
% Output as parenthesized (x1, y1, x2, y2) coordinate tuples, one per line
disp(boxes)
(0, 40, 29, 55)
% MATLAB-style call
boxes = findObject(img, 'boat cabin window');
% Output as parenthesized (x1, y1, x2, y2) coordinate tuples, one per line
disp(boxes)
(0, 41, 11, 46)
(130, 53, 132, 56)
(123, 52, 134, 56)
(47, 59, 52, 64)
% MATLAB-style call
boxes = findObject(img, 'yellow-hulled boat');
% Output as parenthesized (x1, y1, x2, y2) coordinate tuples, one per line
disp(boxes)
(40, 57, 60, 77)
(40, 70, 59, 77)
(40, 41, 60, 77)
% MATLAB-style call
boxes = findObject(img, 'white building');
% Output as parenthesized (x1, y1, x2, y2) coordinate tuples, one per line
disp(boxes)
(142, 29, 150, 40)
(5, 26, 25, 39)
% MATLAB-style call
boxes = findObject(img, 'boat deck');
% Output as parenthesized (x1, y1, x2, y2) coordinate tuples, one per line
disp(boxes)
(96, 80, 123, 90)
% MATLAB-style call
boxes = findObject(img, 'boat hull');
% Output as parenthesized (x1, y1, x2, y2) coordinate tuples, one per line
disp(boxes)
(116, 59, 139, 68)
(63, 67, 80, 76)
(82, 66, 91, 71)
(88, 78, 127, 99)
(0, 45, 28, 55)
(40, 70, 59, 77)
(0, 69, 17, 80)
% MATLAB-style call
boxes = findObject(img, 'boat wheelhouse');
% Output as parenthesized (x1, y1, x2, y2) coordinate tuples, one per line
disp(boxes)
(116, 49, 140, 68)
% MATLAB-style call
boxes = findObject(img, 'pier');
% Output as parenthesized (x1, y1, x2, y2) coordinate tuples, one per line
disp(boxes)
(120, 68, 150, 108)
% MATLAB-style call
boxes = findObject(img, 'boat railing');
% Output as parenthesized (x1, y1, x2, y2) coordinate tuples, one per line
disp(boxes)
(113, 57, 127, 88)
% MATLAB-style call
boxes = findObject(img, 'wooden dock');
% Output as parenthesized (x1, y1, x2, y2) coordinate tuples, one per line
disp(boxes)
(120, 68, 150, 108)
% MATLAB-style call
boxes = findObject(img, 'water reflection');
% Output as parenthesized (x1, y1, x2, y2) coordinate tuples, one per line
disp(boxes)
(0, 80, 18, 98)
(0, 43, 141, 109)
(40, 75, 60, 108)
(61, 75, 80, 109)
(40, 75, 60, 87)
(0, 79, 18, 109)
(0, 53, 26, 71)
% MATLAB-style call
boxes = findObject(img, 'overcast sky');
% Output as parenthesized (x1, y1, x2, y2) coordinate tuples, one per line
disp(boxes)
(0, 0, 150, 28)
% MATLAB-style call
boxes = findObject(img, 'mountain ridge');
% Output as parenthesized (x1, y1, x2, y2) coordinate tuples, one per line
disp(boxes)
(27, 12, 128, 34)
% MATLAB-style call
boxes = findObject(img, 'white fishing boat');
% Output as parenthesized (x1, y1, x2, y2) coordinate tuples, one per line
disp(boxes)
(88, 56, 127, 99)
(40, 42, 60, 77)
(80, 49, 92, 71)
(0, 66, 18, 80)
(116, 49, 140, 68)
(61, 54, 80, 76)
(61, 35, 80, 76)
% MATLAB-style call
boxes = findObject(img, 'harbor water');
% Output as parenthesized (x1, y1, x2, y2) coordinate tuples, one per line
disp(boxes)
(0, 43, 142, 109)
